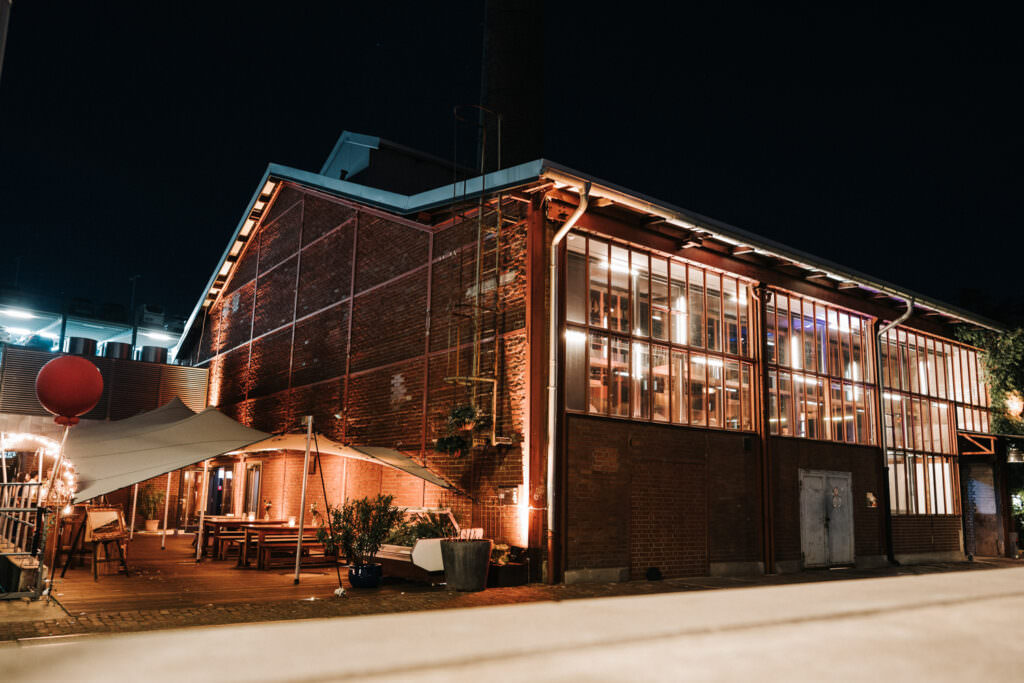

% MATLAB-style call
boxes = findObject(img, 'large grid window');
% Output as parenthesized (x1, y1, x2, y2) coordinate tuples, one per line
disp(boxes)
(766, 291, 876, 444)
(565, 233, 755, 431)
(880, 328, 986, 516)
(887, 451, 959, 515)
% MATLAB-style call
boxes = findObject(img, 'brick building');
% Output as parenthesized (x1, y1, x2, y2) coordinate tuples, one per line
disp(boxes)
(175, 132, 1003, 582)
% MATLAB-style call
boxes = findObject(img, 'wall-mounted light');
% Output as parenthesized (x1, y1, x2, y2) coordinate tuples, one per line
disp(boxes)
(1007, 391, 1024, 418)
(0, 309, 34, 319)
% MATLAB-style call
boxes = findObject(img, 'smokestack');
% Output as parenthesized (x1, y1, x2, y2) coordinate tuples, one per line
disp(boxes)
(480, 0, 543, 172)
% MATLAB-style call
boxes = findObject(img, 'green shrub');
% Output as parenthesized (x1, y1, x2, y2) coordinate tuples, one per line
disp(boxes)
(317, 495, 404, 566)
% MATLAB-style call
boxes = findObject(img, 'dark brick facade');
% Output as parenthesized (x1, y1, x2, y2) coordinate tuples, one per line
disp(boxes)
(771, 437, 886, 564)
(566, 415, 761, 579)
(196, 185, 531, 545)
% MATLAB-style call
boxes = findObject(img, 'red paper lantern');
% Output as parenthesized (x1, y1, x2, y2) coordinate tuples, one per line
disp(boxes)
(35, 356, 104, 426)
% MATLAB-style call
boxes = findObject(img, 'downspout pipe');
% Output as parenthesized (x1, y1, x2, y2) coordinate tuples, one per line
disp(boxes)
(875, 297, 914, 565)
(546, 181, 590, 583)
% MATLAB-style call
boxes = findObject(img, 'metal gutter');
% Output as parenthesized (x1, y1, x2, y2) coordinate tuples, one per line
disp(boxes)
(874, 297, 915, 565)
(546, 182, 590, 583)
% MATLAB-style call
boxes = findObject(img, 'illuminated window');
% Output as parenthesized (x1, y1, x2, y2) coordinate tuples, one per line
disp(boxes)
(766, 291, 875, 445)
(564, 232, 754, 432)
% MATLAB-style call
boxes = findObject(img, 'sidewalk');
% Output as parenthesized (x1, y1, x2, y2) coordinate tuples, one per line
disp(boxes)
(4, 564, 1024, 681)
(1, 556, 1017, 643)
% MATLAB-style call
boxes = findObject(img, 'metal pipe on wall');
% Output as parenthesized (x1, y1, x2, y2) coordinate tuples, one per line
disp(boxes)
(874, 297, 914, 564)
(546, 181, 589, 583)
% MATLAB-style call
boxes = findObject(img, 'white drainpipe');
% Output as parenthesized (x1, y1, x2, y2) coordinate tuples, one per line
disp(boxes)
(875, 296, 914, 564)
(547, 181, 590, 573)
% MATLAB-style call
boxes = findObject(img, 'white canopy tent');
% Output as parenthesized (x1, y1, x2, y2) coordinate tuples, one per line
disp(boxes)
(66, 397, 460, 506)
(234, 433, 459, 492)
(68, 398, 271, 504)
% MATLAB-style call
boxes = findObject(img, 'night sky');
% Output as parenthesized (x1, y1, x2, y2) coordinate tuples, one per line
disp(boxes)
(1, 4, 1021, 324)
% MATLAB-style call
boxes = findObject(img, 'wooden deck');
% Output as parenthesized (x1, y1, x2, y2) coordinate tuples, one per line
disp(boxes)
(52, 533, 427, 614)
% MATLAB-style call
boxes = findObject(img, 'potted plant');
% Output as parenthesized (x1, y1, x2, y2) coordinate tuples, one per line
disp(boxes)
(317, 494, 404, 588)
(139, 490, 165, 532)
(441, 531, 493, 591)
(434, 404, 492, 456)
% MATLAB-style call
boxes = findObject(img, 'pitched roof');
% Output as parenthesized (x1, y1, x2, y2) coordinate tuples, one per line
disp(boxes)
(174, 156, 1002, 360)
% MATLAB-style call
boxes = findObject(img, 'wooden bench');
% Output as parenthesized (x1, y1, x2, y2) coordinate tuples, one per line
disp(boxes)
(258, 540, 332, 569)
(215, 532, 247, 560)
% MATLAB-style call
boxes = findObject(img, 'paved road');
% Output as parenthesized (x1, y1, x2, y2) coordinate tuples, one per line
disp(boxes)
(3, 566, 1023, 681)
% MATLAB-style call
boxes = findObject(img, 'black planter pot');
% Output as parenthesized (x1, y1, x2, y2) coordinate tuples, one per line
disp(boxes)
(348, 563, 383, 588)
(441, 539, 493, 591)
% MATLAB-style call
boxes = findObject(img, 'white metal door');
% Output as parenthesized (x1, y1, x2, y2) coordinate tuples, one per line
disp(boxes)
(799, 469, 854, 567)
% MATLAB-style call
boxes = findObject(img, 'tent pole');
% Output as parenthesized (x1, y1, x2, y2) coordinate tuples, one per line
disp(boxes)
(43, 425, 71, 507)
(161, 472, 171, 549)
(129, 483, 138, 540)
(313, 434, 343, 588)
(196, 460, 209, 562)
(293, 415, 313, 585)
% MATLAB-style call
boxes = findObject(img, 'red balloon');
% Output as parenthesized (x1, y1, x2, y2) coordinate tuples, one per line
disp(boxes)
(35, 356, 104, 426)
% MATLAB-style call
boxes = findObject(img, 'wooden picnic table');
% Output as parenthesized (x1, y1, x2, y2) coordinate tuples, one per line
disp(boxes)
(237, 524, 323, 569)
(199, 517, 287, 558)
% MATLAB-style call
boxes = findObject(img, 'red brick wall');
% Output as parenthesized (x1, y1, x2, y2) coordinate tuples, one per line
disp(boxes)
(197, 186, 531, 545)
(892, 515, 962, 555)
(771, 437, 885, 562)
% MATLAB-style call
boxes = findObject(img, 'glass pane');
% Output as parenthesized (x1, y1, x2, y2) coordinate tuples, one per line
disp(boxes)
(690, 354, 707, 426)
(632, 341, 650, 419)
(652, 345, 670, 422)
(803, 301, 816, 372)
(688, 267, 704, 349)
(844, 384, 856, 442)
(839, 314, 852, 380)
(725, 360, 741, 430)
(815, 305, 828, 374)
(631, 250, 650, 337)
(566, 234, 588, 324)
(706, 273, 722, 352)
(828, 310, 841, 378)
(672, 350, 688, 424)
(724, 278, 739, 355)
(670, 261, 687, 345)
(830, 381, 844, 441)
(588, 241, 608, 328)
(765, 301, 776, 364)
(588, 332, 609, 414)
(778, 372, 793, 436)
(806, 377, 824, 440)
(707, 356, 723, 428)
(609, 336, 630, 417)
(738, 284, 750, 357)
(788, 307, 802, 372)
(651, 256, 669, 341)
(768, 370, 779, 435)
(609, 245, 630, 334)
(777, 295, 790, 368)
(741, 363, 753, 431)
(565, 328, 587, 411)
(793, 373, 807, 437)
(850, 317, 864, 382)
